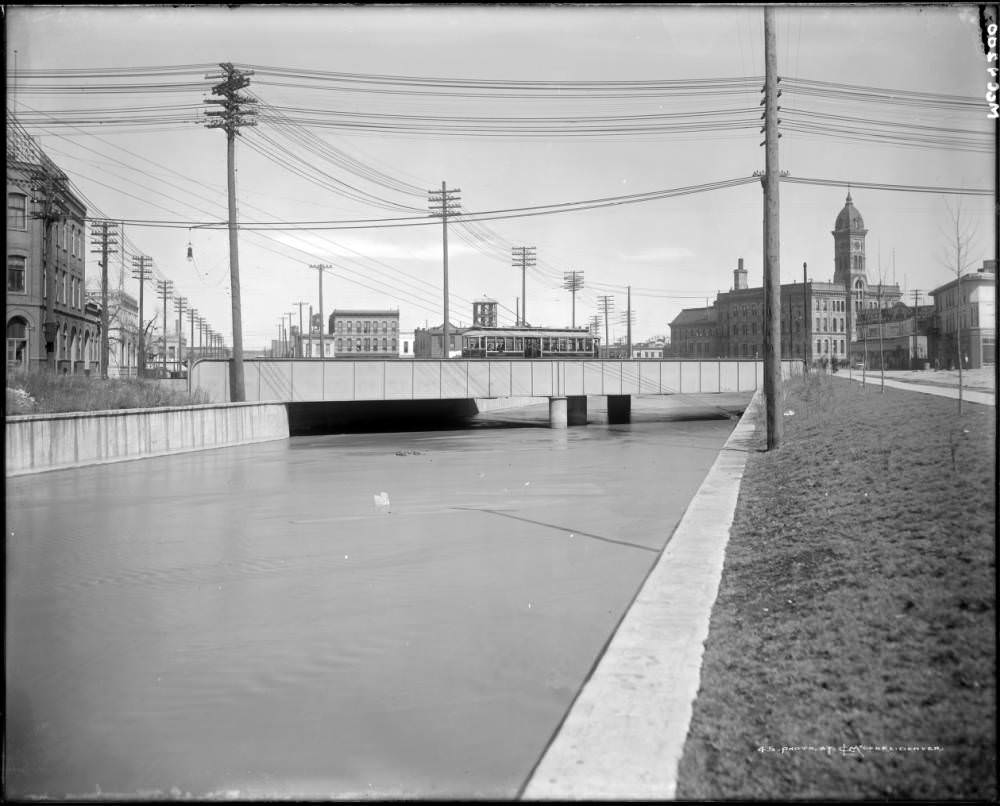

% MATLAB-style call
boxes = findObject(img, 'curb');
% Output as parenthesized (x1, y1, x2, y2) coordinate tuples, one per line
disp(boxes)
(521, 388, 763, 800)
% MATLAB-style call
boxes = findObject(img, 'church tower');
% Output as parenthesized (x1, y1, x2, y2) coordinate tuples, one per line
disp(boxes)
(832, 191, 869, 340)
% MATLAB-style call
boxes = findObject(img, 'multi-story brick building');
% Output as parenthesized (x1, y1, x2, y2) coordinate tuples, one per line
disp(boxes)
(669, 194, 903, 365)
(7, 114, 98, 373)
(329, 309, 400, 357)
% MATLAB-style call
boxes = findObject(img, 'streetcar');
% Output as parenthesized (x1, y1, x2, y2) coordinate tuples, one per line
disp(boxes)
(461, 327, 600, 359)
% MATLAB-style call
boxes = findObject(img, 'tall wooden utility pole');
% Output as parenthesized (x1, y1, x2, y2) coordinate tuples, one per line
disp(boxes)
(598, 295, 614, 357)
(90, 220, 119, 379)
(762, 6, 783, 449)
(626, 285, 632, 357)
(563, 270, 584, 327)
(205, 62, 257, 402)
(294, 301, 309, 357)
(175, 296, 187, 373)
(131, 255, 153, 378)
(310, 263, 331, 358)
(157, 279, 173, 376)
(188, 307, 198, 376)
(429, 182, 461, 358)
(512, 246, 536, 325)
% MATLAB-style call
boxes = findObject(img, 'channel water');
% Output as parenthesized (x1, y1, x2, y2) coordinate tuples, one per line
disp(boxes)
(5, 396, 742, 799)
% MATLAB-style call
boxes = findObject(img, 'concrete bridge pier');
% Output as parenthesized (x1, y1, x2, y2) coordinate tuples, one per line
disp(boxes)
(549, 396, 588, 428)
(549, 396, 568, 429)
(607, 394, 632, 424)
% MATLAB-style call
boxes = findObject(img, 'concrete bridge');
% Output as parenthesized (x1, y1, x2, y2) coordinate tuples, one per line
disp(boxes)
(190, 358, 801, 428)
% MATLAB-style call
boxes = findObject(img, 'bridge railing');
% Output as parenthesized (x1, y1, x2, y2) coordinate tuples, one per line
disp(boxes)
(190, 358, 803, 404)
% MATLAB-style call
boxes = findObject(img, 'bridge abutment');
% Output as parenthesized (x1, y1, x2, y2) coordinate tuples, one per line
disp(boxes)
(549, 397, 567, 429)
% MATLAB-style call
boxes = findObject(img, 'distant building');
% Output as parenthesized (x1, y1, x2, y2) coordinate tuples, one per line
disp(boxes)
(7, 113, 99, 373)
(472, 297, 498, 327)
(85, 288, 140, 376)
(855, 301, 935, 369)
(413, 322, 468, 358)
(631, 339, 665, 359)
(669, 195, 903, 365)
(329, 309, 400, 357)
(398, 329, 415, 359)
(929, 259, 996, 369)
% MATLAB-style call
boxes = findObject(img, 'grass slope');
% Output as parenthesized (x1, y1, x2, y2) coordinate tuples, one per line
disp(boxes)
(6, 372, 208, 415)
(676, 373, 996, 800)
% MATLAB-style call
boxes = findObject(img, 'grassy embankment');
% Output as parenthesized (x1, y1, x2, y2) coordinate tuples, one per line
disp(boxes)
(5, 371, 208, 415)
(677, 372, 996, 800)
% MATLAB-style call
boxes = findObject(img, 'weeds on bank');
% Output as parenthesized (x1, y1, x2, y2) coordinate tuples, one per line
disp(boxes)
(5, 371, 209, 415)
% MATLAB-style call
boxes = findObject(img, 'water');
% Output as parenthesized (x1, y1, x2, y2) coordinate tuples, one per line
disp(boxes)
(5, 398, 739, 799)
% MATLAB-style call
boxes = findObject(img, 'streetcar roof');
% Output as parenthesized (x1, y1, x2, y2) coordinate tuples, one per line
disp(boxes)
(462, 328, 597, 339)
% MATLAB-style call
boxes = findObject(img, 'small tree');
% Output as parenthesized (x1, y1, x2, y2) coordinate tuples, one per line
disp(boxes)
(940, 199, 980, 414)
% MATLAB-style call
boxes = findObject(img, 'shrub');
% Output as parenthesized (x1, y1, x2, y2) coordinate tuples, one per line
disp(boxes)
(5, 371, 209, 415)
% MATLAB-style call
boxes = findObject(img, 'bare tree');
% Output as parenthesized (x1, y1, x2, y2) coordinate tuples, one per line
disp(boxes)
(940, 199, 980, 414)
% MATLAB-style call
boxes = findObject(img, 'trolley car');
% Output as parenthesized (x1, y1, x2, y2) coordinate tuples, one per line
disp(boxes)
(461, 327, 600, 359)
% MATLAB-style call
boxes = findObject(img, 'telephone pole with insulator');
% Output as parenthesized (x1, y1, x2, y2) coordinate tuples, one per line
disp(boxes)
(429, 183, 461, 358)
(205, 62, 257, 401)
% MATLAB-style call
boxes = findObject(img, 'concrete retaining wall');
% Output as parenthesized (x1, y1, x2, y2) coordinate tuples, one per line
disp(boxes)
(5, 402, 290, 477)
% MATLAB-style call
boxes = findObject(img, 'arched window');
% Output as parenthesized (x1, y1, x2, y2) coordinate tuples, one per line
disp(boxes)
(346, 321, 352, 333)
(355, 321, 361, 333)
(381, 337, 387, 351)
(363, 321, 370, 334)
(816, 340, 821, 354)
(336, 338, 342, 351)
(382, 321, 388, 333)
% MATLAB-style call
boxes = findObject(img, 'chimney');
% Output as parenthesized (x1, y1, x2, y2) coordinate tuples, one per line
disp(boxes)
(734, 257, 749, 290)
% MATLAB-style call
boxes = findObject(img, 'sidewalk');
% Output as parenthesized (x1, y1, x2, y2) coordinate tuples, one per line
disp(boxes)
(843, 368, 995, 406)
(520, 390, 763, 800)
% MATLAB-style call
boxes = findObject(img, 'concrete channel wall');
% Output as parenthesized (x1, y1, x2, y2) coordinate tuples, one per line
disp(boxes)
(5, 403, 290, 477)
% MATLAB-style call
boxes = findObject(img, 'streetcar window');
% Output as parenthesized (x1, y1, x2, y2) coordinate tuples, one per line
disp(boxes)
(505, 337, 513, 351)
(515, 337, 522, 352)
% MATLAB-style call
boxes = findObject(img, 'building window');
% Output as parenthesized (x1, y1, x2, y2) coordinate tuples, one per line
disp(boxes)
(6, 318, 28, 364)
(816, 339, 821, 354)
(337, 321, 343, 333)
(381, 337, 387, 351)
(356, 338, 362, 352)
(391, 321, 397, 332)
(7, 255, 26, 292)
(7, 193, 27, 230)
(363, 321, 370, 334)
(403, 340, 409, 354)
(336, 338, 342, 351)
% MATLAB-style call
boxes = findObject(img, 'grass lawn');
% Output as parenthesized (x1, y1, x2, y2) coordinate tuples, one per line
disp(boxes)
(676, 373, 996, 800)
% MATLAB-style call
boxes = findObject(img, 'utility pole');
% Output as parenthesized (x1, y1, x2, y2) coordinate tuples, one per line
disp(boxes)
(188, 307, 198, 375)
(912, 289, 921, 372)
(30, 169, 70, 372)
(429, 182, 461, 358)
(205, 62, 257, 402)
(90, 219, 119, 379)
(562, 270, 585, 327)
(285, 312, 295, 357)
(157, 279, 174, 376)
(761, 6, 783, 449)
(131, 255, 153, 378)
(516, 297, 520, 326)
(861, 285, 868, 387)
(598, 295, 615, 357)
(626, 285, 632, 357)
(309, 263, 331, 359)
(512, 246, 536, 325)
(294, 301, 308, 357)
(175, 296, 187, 374)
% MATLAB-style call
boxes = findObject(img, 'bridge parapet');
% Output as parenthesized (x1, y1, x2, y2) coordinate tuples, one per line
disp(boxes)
(190, 358, 801, 404)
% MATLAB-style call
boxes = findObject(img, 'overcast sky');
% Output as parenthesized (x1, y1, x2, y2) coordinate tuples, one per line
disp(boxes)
(7, 4, 995, 348)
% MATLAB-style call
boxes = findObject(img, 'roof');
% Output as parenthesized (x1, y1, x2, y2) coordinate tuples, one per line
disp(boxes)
(669, 306, 717, 327)
(331, 309, 400, 317)
(834, 191, 865, 232)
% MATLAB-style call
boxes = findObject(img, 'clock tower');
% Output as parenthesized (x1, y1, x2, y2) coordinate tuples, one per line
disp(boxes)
(832, 191, 869, 341)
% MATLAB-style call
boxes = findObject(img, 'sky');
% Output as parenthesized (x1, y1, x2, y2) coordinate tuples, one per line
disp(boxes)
(7, 4, 996, 350)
